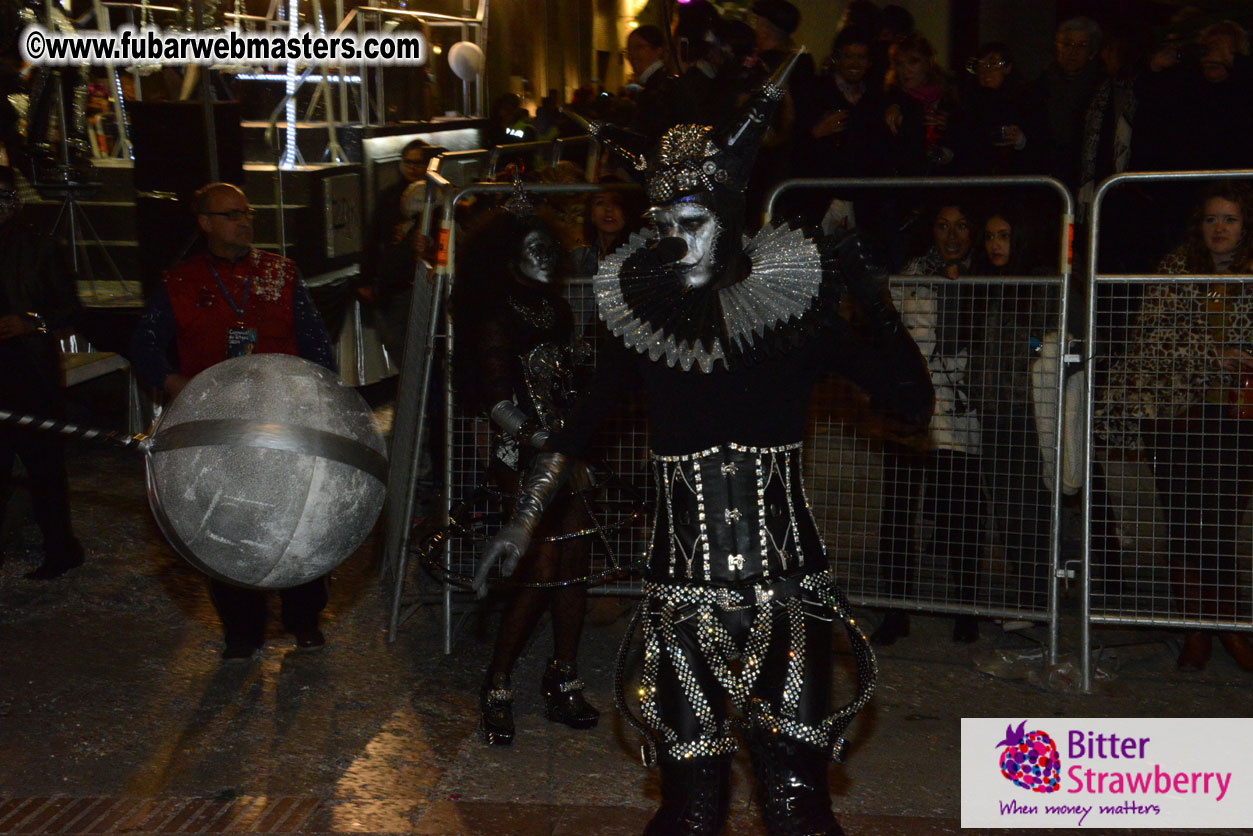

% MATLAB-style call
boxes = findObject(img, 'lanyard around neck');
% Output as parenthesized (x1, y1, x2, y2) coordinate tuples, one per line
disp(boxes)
(204, 257, 250, 324)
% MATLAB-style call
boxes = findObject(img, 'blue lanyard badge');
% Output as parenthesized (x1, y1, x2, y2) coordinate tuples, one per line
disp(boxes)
(206, 258, 257, 357)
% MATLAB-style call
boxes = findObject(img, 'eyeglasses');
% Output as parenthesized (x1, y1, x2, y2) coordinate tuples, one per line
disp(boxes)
(967, 58, 1009, 73)
(202, 209, 255, 221)
(1055, 39, 1091, 51)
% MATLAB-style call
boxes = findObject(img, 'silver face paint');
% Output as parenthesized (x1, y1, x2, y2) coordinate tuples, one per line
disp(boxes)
(514, 230, 559, 285)
(650, 202, 723, 289)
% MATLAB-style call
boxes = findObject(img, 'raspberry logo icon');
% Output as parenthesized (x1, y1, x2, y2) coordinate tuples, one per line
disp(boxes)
(996, 720, 1061, 793)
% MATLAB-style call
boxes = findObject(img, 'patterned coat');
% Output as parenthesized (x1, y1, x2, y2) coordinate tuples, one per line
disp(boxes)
(1095, 247, 1253, 451)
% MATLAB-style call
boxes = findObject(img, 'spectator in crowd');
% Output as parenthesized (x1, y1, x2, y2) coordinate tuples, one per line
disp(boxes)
(0, 165, 85, 580)
(482, 93, 535, 149)
(882, 33, 960, 176)
(798, 26, 882, 181)
(1031, 16, 1105, 193)
(835, 0, 882, 50)
(569, 181, 639, 278)
(789, 25, 884, 227)
(673, 6, 747, 128)
(1132, 19, 1253, 174)
(129, 182, 335, 662)
(373, 138, 434, 356)
(750, 0, 807, 74)
(1095, 182, 1253, 672)
(875, 198, 984, 645)
(867, 3, 915, 93)
(672, 0, 720, 75)
(375, 139, 431, 261)
(533, 91, 581, 143)
(1077, 30, 1149, 220)
(0, 0, 28, 175)
(745, 0, 814, 227)
(970, 205, 1057, 610)
(712, 18, 761, 115)
(451, 203, 600, 746)
(952, 42, 1044, 176)
(625, 24, 677, 142)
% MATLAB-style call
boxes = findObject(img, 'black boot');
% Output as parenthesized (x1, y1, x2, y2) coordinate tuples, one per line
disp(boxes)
(480, 673, 514, 746)
(952, 614, 979, 644)
(26, 539, 84, 580)
(541, 658, 598, 729)
(748, 731, 844, 836)
(870, 610, 910, 646)
(644, 754, 732, 836)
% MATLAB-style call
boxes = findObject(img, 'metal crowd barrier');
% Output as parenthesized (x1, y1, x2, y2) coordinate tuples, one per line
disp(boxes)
(1082, 169, 1253, 691)
(767, 176, 1076, 665)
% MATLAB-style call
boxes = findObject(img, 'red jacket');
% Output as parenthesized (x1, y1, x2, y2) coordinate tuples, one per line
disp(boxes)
(163, 249, 302, 379)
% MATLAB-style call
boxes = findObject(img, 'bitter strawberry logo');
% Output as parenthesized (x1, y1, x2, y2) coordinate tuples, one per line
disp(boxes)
(996, 720, 1061, 793)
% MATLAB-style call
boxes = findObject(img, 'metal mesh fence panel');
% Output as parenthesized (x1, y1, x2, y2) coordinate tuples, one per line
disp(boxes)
(807, 276, 1064, 620)
(1089, 276, 1253, 629)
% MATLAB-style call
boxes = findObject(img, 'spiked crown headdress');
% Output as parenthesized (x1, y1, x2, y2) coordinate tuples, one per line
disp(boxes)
(578, 51, 805, 208)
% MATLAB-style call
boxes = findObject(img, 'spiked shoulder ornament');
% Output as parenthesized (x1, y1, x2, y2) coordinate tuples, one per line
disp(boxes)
(593, 224, 841, 374)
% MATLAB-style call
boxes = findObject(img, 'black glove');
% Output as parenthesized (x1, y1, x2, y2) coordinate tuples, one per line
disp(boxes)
(835, 233, 934, 429)
(472, 451, 569, 597)
(834, 230, 898, 332)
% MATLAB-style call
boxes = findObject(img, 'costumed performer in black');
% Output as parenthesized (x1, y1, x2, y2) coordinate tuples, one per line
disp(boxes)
(452, 194, 599, 746)
(473, 55, 933, 835)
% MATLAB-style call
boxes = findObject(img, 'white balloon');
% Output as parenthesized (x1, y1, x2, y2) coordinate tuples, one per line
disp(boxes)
(447, 41, 485, 81)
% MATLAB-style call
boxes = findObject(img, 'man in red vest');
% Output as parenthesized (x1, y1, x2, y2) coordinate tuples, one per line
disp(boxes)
(130, 182, 336, 662)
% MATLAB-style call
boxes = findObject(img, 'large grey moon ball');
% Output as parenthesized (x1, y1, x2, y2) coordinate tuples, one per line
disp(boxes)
(145, 354, 387, 589)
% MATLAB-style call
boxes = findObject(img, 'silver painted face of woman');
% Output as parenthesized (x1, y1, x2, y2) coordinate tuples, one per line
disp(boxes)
(650, 201, 723, 289)
(514, 230, 560, 284)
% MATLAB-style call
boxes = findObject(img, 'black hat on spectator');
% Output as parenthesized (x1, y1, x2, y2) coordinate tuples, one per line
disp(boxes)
(752, 0, 799, 36)
(833, 25, 874, 54)
(881, 5, 915, 38)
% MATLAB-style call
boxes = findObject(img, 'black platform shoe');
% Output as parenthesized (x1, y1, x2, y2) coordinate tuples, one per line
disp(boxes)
(870, 611, 910, 646)
(26, 540, 84, 580)
(480, 674, 515, 746)
(953, 614, 980, 643)
(541, 659, 599, 729)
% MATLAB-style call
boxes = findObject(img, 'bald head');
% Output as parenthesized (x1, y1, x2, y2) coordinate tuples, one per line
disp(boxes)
(193, 183, 254, 259)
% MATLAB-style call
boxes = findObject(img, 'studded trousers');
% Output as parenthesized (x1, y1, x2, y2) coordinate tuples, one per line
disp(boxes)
(638, 572, 870, 834)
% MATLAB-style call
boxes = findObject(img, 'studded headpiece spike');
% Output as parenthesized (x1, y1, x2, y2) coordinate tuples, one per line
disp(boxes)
(502, 170, 535, 217)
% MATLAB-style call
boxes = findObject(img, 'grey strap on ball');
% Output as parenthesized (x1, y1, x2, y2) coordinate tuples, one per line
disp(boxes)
(149, 419, 388, 484)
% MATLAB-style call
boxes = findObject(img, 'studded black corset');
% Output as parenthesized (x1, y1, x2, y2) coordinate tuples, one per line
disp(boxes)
(650, 443, 824, 585)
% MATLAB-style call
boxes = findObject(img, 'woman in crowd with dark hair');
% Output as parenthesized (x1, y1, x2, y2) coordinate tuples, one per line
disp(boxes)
(569, 181, 641, 278)
(451, 202, 600, 745)
(875, 197, 983, 645)
(1096, 181, 1253, 672)
(971, 205, 1058, 611)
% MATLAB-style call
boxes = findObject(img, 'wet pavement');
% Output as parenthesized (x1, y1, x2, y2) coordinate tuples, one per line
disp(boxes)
(3, 383, 1253, 835)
